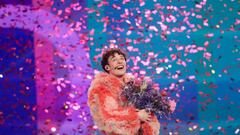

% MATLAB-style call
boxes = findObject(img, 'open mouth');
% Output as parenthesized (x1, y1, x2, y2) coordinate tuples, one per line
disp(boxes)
(115, 65, 124, 70)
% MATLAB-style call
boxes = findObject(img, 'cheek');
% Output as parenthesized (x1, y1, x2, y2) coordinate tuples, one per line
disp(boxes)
(123, 61, 127, 66)
(108, 61, 116, 67)
(111, 63, 118, 68)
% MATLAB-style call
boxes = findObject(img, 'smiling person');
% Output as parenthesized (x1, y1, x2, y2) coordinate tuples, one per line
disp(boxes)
(88, 48, 172, 135)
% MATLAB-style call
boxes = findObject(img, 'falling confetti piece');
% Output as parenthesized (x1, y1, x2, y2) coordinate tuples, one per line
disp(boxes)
(0, 0, 239, 134)
(235, 128, 240, 134)
(51, 127, 57, 132)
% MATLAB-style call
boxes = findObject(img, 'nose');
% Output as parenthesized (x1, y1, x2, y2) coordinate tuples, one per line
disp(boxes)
(117, 59, 122, 63)
(117, 58, 124, 63)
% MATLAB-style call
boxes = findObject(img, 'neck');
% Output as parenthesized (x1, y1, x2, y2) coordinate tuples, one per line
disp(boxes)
(109, 74, 125, 83)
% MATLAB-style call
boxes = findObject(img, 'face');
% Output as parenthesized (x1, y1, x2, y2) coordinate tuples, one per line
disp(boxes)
(105, 53, 127, 78)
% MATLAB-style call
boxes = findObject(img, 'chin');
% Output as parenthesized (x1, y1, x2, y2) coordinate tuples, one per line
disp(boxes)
(114, 72, 126, 77)
(116, 73, 125, 77)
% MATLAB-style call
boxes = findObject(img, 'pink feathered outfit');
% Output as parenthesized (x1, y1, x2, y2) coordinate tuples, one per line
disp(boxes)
(88, 72, 160, 135)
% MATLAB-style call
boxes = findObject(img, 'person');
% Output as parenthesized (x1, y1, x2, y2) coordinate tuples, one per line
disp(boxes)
(88, 48, 176, 135)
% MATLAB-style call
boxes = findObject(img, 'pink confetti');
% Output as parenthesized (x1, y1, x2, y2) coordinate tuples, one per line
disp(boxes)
(205, 33, 214, 38)
(203, 52, 212, 60)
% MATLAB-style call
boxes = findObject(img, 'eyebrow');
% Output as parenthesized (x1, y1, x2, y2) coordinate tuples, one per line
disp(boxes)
(109, 55, 124, 60)
(110, 55, 115, 59)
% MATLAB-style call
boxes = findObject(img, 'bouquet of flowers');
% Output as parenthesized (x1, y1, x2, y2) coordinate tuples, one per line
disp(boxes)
(121, 78, 172, 118)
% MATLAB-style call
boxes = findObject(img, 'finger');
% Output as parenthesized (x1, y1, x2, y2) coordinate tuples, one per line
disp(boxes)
(147, 116, 151, 120)
(144, 110, 149, 114)
(146, 118, 151, 122)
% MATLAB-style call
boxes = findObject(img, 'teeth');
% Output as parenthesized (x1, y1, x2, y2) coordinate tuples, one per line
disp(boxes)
(116, 65, 123, 68)
(116, 65, 124, 69)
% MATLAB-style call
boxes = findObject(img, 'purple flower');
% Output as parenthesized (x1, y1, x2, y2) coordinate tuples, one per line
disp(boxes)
(121, 79, 172, 118)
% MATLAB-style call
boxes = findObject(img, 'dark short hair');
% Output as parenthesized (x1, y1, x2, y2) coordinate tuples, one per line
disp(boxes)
(101, 48, 127, 73)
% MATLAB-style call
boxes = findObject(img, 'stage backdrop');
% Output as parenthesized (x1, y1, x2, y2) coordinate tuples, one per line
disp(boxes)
(0, 0, 239, 135)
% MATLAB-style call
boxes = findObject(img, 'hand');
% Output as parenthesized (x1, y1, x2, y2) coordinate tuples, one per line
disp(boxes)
(137, 109, 151, 122)
(124, 75, 134, 83)
(169, 100, 176, 112)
